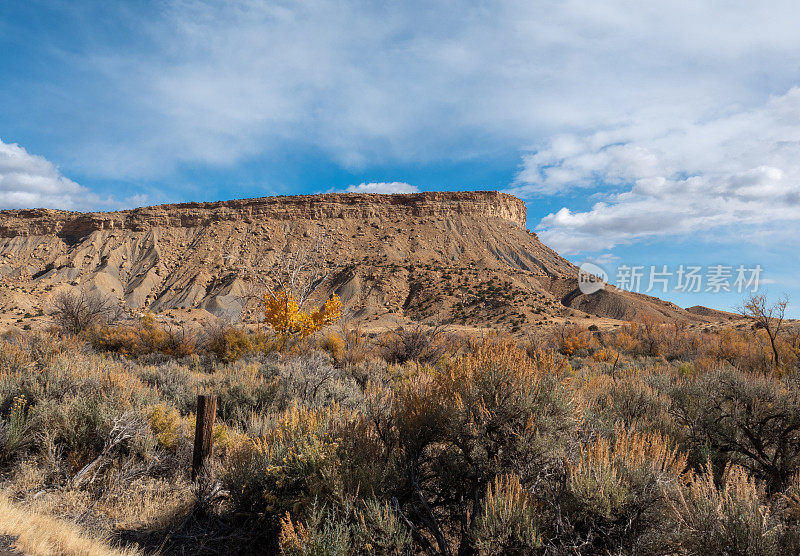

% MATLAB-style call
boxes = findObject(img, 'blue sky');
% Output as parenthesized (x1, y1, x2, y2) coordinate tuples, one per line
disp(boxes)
(1, 1, 800, 315)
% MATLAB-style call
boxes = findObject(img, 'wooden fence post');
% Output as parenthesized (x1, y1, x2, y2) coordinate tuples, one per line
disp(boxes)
(192, 394, 217, 481)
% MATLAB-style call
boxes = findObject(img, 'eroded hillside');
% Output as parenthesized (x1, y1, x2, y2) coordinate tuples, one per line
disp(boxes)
(0, 191, 716, 330)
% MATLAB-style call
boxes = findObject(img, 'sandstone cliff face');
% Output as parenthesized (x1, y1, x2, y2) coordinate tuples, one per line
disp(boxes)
(0, 191, 704, 329)
(0, 191, 527, 239)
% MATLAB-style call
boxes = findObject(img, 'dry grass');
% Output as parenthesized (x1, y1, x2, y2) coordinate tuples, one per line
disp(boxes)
(1, 320, 799, 554)
(0, 494, 138, 556)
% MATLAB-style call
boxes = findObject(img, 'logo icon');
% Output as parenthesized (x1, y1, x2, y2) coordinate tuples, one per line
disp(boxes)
(578, 262, 608, 295)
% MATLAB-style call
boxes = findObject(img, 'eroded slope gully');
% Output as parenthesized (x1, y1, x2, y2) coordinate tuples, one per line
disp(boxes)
(0, 191, 708, 329)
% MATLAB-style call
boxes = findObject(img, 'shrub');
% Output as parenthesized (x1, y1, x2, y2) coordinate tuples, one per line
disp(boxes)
(350, 498, 413, 554)
(339, 324, 368, 368)
(5, 305, 800, 553)
(711, 328, 772, 375)
(0, 394, 32, 462)
(437, 340, 573, 481)
(210, 363, 280, 425)
(225, 403, 346, 516)
(561, 427, 687, 553)
(204, 325, 277, 362)
(279, 504, 350, 556)
(0, 337, 34, 374)
(669, 369, 800, 491)
(667, 462, 784, 555)
(317, 325, 370, 369)
(474, 474, 541, 553)
(611, 324, 639, 353)
(577, 372, 678, 438)
(368, 339, 573, 553)
(205, 325, 252, 362)
(552, 323, 591, 356)
(212, 421, 248, 456)
(378, 324, 447, 365)
(273, 352, 363, 410)
(86, 313, 186, 358)
(87, 323, 143, 356)
(319, 333, 345, 365)
(591, 347, 619, 363)
(279, 498, 414, 556)
(50, 289, 119, 335)
(160, 326, 197, 358)
(135, 362, 195, 413)
(147, 404, 182, 450)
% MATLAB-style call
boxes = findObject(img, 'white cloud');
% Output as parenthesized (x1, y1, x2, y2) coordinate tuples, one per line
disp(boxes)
(0, 138, 89, 210)
(512, 88, 800, 253)
(345, 182, 419, 194)
(121, 194, 150, 209)
(55, 1, 800, 179)
(0, 138, 149, 211)
(589, 253, 619, 265)
(10, 0, 800, 266)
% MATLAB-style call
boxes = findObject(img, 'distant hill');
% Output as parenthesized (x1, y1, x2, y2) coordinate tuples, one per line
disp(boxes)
(0, 191, 724, 331)
(686, 305, 740, 321)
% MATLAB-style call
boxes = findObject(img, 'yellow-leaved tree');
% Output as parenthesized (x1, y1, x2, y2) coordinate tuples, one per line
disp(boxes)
(264, 290, 341, 348)
(244, 238, 342, 350)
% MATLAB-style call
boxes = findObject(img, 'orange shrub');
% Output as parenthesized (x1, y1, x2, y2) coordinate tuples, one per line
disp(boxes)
(612, 324, 639, 353)
(552, 324, 591, 356)
(319, 332, 345, 364)
(88, 323, 145, 356)
(591, 347, 619, 363)
(87, 313, 198, 358)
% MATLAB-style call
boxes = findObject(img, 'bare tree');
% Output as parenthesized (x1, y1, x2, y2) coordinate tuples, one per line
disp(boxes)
(236, 236, 334, 311)
(50, 289, 120, 334)
(739, 293, 789, 371)
(265, 239, 331, 308)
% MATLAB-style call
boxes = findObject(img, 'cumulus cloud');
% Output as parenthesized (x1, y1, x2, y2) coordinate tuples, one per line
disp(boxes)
(39, 1, 800, 179)
(0, 138, 89, 210)
(345, 182, 420, 194)
(512, 88, 800, 253)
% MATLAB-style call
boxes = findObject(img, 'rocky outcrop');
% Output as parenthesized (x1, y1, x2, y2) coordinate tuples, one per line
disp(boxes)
(0, 191, 527, 240)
